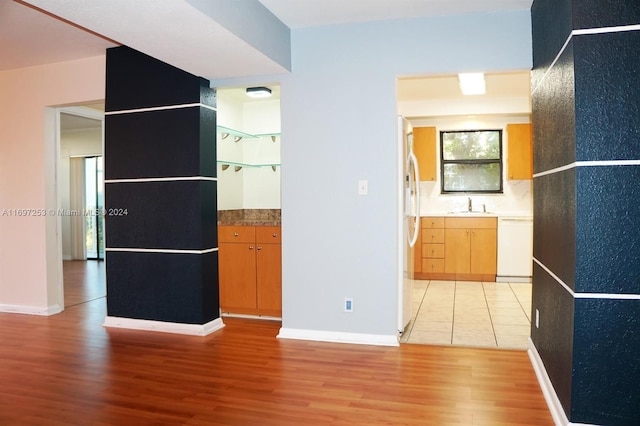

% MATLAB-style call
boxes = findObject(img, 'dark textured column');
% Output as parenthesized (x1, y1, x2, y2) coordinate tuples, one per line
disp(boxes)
(531, 1, 640, 424)
(104, 46, 219, 329)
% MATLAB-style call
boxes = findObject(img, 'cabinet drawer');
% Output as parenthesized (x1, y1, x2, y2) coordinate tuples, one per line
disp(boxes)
(422, 228, 444, 244)
(218, 225, 256, 243)
(421, 217, 444, 229)
(422, 243, 444, 259)
(422, 259, 444, 273)
(256, 226, 281, 244)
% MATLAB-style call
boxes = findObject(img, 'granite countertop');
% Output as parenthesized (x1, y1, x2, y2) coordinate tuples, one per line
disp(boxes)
(217, 209, 281, 226)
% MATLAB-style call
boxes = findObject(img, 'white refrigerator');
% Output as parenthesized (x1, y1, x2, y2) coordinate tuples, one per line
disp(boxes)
(397, 116, 420, 335)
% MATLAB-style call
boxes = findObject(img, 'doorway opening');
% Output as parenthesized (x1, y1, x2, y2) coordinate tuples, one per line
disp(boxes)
(396, 71, 534, 350)
(57, 106, 106, 309)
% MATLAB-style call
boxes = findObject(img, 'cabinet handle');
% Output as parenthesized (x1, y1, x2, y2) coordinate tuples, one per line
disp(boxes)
(249, 246, 254, 250)
(272, 233, 278, 238)
(234, 232, 239, 237)
(466, 230, 469, 235)
(257, 246, 262, 250)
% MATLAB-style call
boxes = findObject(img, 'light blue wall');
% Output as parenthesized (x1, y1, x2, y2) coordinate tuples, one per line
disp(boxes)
(213, 10, 532, 338)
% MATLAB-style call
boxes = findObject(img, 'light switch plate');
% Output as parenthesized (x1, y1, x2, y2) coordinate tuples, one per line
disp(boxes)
(358, 180, 368, 195)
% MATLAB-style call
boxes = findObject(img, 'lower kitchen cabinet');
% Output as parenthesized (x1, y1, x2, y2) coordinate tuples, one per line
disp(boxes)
(444, 217, 497, 281)
(218, 225, 282, 317)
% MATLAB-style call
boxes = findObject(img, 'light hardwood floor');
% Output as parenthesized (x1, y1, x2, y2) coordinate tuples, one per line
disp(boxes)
(0, 264, 553, 425)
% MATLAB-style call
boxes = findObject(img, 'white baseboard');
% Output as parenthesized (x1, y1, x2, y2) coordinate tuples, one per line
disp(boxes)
(528, 338, 598, 426)
(0, 303, 62, 316)
(103, 316, 225, 336)
(277, 327, 399, 347)
(496, 275, 532, 283)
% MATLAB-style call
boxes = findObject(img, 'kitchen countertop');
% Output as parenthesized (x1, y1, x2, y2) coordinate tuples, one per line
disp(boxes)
(217, 209, 281, 226)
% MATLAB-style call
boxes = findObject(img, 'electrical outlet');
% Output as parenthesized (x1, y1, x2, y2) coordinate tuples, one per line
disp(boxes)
(535, 309, 540, 328)
(344, 298, 353, 312)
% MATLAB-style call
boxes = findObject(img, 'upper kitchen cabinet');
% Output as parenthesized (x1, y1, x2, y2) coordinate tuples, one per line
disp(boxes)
(413, 126, 437, 181)
(216, 86, 281, 211)
(506, 123, 532, 180)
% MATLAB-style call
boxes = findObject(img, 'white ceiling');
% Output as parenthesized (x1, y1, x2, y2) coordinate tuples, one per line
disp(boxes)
(3, 0, 532, 120)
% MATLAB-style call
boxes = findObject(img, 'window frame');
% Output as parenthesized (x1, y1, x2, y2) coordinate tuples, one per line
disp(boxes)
(440, 129, 504, 194)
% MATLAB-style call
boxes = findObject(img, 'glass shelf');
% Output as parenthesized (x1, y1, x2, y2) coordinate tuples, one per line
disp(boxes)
(217, 126, 280, 141)
(217, 160, 281, 171)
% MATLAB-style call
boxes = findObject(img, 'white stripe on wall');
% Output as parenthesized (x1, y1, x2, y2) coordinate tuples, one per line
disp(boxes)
(105, 176, 217, 184)
(105, 103, 216, 115)
(533, 160, 640, 178)
(105, 247, 218, 255)
(533, 257, 640, 300)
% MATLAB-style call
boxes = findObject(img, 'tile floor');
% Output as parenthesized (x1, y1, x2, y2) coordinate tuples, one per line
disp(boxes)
(400, 279, 532, 350)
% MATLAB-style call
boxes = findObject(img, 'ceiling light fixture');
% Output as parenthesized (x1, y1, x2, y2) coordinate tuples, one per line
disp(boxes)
(246, 86, 272, 98)
(458, 73, 486, 95)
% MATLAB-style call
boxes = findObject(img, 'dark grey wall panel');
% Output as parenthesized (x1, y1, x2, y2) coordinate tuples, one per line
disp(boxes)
(533, 171, 576, 290)
(531, 0, 572, 89)
(199, 108, 217, 178)
(105, 46, 215, 112)
(571, 298, 640, 425)
(532, 41, 576, 174)
(531, 262, 575, 418)
(105, 180, 217, 250)
(106, 251, 219, 324)
(576, 166, 640, 294)
(574, 32, 640, 162)
(573, 0, 640, 29)
(106, 108, 205, 180)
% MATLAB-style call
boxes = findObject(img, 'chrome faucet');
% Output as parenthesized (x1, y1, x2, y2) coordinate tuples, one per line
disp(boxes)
(468, 197, 472, 212)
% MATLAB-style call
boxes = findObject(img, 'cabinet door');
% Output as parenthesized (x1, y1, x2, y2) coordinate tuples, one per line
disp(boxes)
(219, 242, 258, 314)
(445, 228, 470, 274)
(256, 243, 282, 316)
(470, 228, 497, 275)
(413, 127, 437, 181)
(506, 123, 532, 180)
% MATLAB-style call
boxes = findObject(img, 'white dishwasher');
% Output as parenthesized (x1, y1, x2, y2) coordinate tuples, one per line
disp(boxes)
(497, 216, 533, 282)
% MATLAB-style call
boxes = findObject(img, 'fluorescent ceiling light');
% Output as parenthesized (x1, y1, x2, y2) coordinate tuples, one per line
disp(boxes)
(246, 86, 272, 98)
(458, 73, 486, 95)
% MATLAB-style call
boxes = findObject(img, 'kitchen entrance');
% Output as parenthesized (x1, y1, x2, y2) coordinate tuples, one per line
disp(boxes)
(396, 71, 534, 349)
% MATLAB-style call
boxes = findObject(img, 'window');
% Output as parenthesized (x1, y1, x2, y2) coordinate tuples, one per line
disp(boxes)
(440, 130, 503, 193)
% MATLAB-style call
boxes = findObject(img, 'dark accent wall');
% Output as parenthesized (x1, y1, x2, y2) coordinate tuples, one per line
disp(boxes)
(104, 46, 219, 326)
(532, 1, 640, 424)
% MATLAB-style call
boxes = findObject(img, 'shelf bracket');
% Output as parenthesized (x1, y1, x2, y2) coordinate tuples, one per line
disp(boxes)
(234, 136, 243, 143)
(221, 133, 229, 140)
(221, 164, 230, 171)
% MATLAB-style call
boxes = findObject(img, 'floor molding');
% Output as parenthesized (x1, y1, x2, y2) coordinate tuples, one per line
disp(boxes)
(103, 316, 225, 336)
(528, 338, 573, 426)
(0, 303, 62, 316)
(277, 327, 399, 347)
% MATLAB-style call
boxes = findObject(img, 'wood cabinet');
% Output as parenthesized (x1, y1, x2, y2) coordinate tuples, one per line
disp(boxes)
(413, 126, 437, 181)
(218, 225, 281, 317)
(444, 217, 497, 281)
(414, 217, 447, 279)
(506, 123, 532, 180)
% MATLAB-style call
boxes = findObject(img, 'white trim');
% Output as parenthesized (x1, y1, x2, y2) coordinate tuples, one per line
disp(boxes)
(533, 163, 576, 178)
(528, 338, 570, 426)
(576, 160, 640, 167)
(105, 247, 218, 255)
(104, 103, 216, 115)
(533, 257, 640, 300)
(532, 32, 573, 96)
(103, 316, 225, 336)
(573, 24, 640, 36)
(105, 176, 217, 184)
(534, 160, 640, 178)
(277, 327, 399, 347)
(0, 303, 63, 316)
